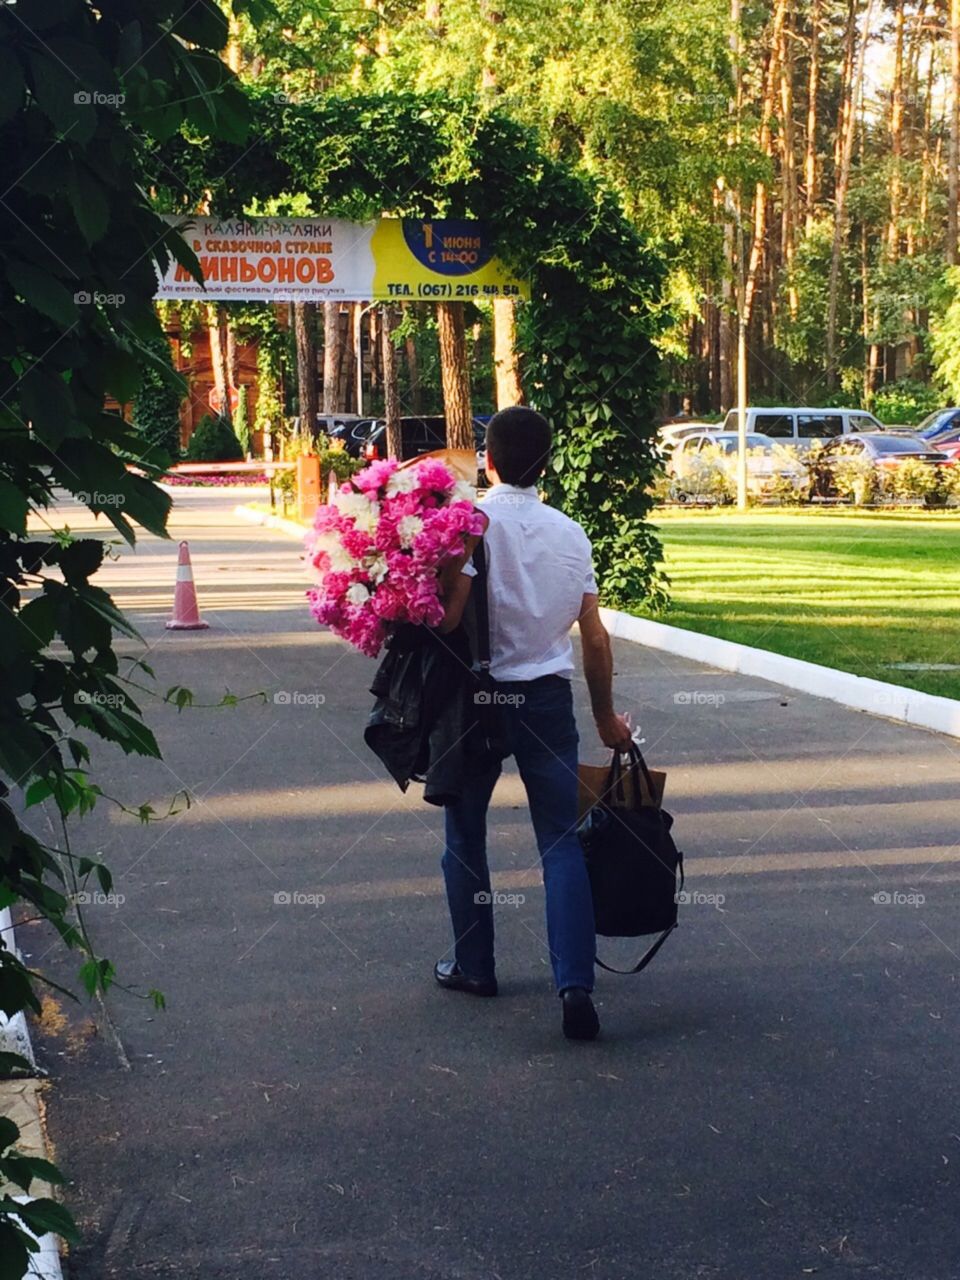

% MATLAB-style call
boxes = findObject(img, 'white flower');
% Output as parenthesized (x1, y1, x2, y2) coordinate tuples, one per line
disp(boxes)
(346, 582, 371, 606)
(385, 468, 420, 495)
(312, 533, 357, 574)
(397, 515, 424, 548)
(334, 490, 379, 533)
(451, 479, 477, 504)
(365, 551, 389, 584)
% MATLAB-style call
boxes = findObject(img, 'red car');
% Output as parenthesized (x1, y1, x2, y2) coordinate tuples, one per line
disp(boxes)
(933, 427, 960, 461)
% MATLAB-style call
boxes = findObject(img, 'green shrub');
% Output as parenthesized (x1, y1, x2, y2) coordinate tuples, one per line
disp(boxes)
(884, 457, 949, 505)
(185, 414, 244, 462)
(132, 331, 183, 463)
(944, 464, 960, 506)
(872, 378, 942, 426)
(235, 384, 251, 456)
(827, 454, 878, 505)
(674, 444, 736, 504)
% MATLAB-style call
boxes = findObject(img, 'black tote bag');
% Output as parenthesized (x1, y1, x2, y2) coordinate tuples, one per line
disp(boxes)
(577, 745, 685, 974)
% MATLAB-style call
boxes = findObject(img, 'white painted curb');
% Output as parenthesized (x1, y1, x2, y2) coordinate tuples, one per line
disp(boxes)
(10, 1201, 61, 1280)
(0, 908, 35, 1068)
(0, 910, 64, 1280)
(600, 608, 960, 740)
(232, 504, 308, 541)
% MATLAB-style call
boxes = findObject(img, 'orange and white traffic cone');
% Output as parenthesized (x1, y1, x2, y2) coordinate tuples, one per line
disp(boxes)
(165, 540, 209, 631)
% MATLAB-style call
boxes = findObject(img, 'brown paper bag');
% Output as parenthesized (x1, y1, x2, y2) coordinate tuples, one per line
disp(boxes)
(577, 752, 666, 822)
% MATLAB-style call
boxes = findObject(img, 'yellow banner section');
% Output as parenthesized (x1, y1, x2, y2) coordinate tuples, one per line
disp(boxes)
(370, 219, 528, 301)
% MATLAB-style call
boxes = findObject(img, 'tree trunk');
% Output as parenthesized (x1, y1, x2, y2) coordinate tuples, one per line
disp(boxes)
(949, 0, 960, 264)
(437, 302, 474, 449)
(834, 0, 857, 179)
(381, 305, 402, 458)
(208, 304, 231, 422)
(322, 302, 342, 414)
(779, 4, 798, 317)
(294, 302, 318, 440)
(337, 304, 356, 413)
(804, 0, 821, 233)
(919, 40, 935, 252)
(886, 0, 905, 259)
(826, 0, 874, 389)
(404, 309, 422, 415)
(742, 0, 786, 335)
(861, 223, 874, 403)
(368, 306, 379, 396)
(493, 297, 523, 408)
(720, 217, 734, 411)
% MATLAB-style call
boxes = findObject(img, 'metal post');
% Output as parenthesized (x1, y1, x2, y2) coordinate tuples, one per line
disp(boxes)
(737, 318, 748, 510)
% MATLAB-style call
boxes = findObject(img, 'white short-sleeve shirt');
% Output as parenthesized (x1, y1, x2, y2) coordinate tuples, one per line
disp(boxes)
(468, 483, 598, 682)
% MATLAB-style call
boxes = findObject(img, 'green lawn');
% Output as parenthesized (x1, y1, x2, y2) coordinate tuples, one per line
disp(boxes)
(640, 509, 960, 702)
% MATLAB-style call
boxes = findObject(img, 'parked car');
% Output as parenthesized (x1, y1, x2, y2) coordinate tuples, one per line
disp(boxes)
(932, 427, 960, 461)
(358, 415, 488, 476)
(720, 406, 883, 450)
(659, 420, 721, 449)
(328, 417, 380, 457)
(290, 413, 362, 438)
(668, 431, 809, 500)
(810, 433, 951, 497)
(912, 407, 960, 443)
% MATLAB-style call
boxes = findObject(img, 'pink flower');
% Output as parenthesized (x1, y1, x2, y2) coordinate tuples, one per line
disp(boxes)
(352, 458, 399, 494)
(306, 464, 480, 658)
(414, 458, 457, 494)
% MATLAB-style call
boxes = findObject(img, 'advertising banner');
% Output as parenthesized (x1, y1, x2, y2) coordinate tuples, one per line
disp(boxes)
(155, 215, 528, 303)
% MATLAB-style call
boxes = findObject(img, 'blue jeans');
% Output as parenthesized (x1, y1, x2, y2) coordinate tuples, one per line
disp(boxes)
(441, 674, 596, 992)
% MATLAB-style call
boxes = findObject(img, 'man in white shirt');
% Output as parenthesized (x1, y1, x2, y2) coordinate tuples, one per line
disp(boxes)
(434, 407, 632, 1041)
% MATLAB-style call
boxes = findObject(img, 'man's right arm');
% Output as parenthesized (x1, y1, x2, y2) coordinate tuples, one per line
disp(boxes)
(578, 593, 633, 749)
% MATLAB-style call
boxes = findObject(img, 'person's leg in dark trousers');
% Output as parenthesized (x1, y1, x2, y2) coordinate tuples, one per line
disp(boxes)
(508, 677, 596, 994)
(440, 753, 502, 982)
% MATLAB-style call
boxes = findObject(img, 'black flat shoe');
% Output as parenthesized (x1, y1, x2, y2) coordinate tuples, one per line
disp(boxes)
(560, 987, 600, 1041)
(434, 959, 498, 997)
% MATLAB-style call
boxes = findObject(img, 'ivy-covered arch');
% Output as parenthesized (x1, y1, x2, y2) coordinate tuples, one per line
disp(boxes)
(157, 92, 668, 604)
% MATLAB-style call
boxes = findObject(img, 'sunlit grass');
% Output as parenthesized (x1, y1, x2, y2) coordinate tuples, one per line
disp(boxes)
(635, 509, 960, 700)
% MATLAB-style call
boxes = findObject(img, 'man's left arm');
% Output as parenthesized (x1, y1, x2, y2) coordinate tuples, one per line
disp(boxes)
(436, 525, 484, 633)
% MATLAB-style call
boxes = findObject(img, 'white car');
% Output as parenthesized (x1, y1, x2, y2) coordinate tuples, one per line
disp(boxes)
(659, 420, 722, 449)
(719, 406, 883, 451)
(668, 431, 809, 500)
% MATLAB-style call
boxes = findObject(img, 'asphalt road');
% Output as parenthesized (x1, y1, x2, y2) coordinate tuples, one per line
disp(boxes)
(24, 490, 960, 1280)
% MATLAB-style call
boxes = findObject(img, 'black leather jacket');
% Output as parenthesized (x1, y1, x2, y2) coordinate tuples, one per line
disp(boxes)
(364, 622, 491, 806)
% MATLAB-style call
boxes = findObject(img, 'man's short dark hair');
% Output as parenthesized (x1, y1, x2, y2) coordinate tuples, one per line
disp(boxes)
(485, 407, 552, 487)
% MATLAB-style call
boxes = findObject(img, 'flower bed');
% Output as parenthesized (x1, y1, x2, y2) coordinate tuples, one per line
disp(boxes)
(162, 472, 271, 487)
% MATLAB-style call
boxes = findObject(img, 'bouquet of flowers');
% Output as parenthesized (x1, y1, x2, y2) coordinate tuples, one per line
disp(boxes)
(306, 457, 484, 657)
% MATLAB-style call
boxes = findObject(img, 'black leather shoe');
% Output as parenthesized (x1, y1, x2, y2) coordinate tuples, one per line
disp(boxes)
(434, 959, 498, 997)
(560, 987, 600, 1041)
